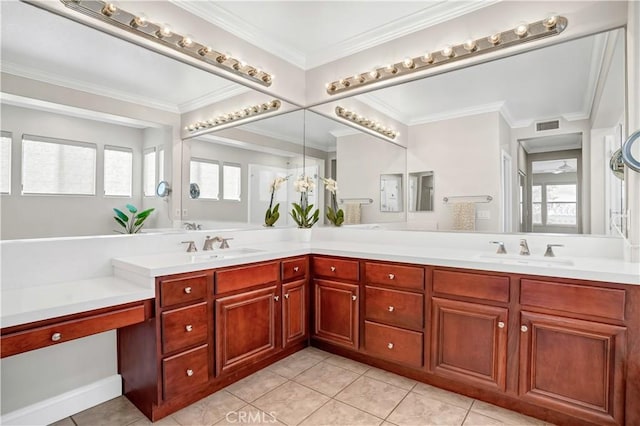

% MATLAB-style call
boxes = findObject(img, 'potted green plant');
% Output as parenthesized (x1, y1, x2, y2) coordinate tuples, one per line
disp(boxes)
(290, 175, 319, 228)
(322, 177, 344, 226)
(113, 204, 155, 234)
(264, 176, 289, 227)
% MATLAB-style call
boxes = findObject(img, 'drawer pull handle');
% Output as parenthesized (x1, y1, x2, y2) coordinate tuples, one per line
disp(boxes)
(185, 325, 193, 332)
(521, 325, 528, 333)
(293, 266, 300, 272)
(387, 342, 394, 349)
(330, 266, 336, 272)
(186, 369, 194, 377)
(498, 321, 505, 329)
(284, 294, 290, 299)
(184, 287, 192, 294)
(351, 294, 357, 301)
(388, 306, 395, 312)
(274, 295, 280, 301)
(388, 273, 395, 280)
(51, 332, 62, 342)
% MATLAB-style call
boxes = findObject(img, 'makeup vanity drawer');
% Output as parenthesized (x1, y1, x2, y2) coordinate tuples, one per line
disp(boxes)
(162, 344, 209, 400)
(365, 262, 424, 290)
(282, 257, 308, 282)
(159, 272, 209, 308)
(365, 286, 423, 330)
(161, 302, 208, 354)
(312, 257, 359, 281)
(364, 321, 423, 368)
(433, 269, 510, 304)
(216, 261, 279, 294)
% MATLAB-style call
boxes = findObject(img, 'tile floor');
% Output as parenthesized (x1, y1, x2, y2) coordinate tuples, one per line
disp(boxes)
(51, 347, 553, 426)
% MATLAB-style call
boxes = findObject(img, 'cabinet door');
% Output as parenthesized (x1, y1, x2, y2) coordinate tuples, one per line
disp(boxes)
(519, 311, 626, 425)
(431, 297, 508, 391)
(215, 286, 279, 375)
(283, 279, 308, 347)
(313, 279, 359, 349)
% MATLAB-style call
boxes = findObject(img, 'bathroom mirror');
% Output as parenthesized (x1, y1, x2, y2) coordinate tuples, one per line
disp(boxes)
(321, 27, 625, 235)
(0, 1, 258, 239)
(409, 171, 434, 212)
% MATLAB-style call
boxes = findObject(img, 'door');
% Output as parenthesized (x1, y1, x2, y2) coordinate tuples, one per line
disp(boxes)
(215, 286, 280, 375)
(313, 279, 359, 349)
(519, 311, 626, 425)
(430, 297, 508, 391)
(282, 279, 308, 347)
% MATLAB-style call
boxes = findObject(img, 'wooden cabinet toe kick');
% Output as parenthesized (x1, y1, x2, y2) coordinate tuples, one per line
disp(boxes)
(1, 300, 151, 358)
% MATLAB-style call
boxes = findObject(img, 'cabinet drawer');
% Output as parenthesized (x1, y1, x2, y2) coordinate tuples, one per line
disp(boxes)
(162, 344, 209, 400)
(313, 257, 359, 281)
(160, 272, 209, 308)
(433, 269, 509, 303)
(365, 286, 423, 330)
(521, 280, 625, 321)
(364, 321, 423, 368)
(365, 262, 424, 290)
(216, 261, 279, 294)
(1, 303, 147, 358)
(161, 302, 208, 354)
(282, 257, 307, 282)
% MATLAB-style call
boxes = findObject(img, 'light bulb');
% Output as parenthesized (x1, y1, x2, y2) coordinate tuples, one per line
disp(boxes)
(369, 69, 380, 79)
(216, 54, 228, 63)
(178, 35, 193, 48)
(488, 33, 501, 45)
(543, 15, 558, 29)
(441, 45, 454, 58)
(156, 24, 172, 38)
(403, 58, 415, 69)
(463, 39, 477, 52)
(340, 79, 351, 87)
(422, 52, 434, 64)
(514, 23, 529, 37)
(101, 3, 117, 16)
(385, 64, 398, 74)
(326, 82, 337, 92)
(198, 46, 212, 56)
(354, 74, 365, 83)
(130, 14, 147, 28)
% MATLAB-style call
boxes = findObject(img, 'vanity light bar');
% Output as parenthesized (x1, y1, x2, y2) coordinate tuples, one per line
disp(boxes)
(60, 0, 273, 86)
(326, 15, 567, 95)
(335, 106, 398, 139)
(185, 100, 282, 133)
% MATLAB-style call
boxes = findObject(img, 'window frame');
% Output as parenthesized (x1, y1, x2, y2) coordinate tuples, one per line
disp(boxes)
(103, 145, 134, 198)
(222, 162, 242, 201)
(142, 147, 157, 197)
(1, 131, 12, 195)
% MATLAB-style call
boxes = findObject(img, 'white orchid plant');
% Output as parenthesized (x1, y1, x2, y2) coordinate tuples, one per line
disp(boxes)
(264, 175, 289, 227)
(290, 175, 320, 228)
(322, 177, 344, 226)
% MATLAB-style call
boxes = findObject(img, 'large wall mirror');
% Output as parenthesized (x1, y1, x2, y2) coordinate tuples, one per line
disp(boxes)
(315, 27, 625, 235)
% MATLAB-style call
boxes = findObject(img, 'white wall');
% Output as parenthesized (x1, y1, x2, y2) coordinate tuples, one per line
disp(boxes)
(407, 112, 502, 232)
(337, 133, 406, 223)
(0, 104, 147, 239)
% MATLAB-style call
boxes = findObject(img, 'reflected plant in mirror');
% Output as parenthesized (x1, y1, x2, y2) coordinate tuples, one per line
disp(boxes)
(322, 177, 344, 226)
(113, 204, 155, 234)
(290, 175, 319, 228)
(264, 175, 289, 227)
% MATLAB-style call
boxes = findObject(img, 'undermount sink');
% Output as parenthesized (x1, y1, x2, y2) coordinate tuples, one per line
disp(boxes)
(476, 253, 574, 267)
(186, 247, 265, 262)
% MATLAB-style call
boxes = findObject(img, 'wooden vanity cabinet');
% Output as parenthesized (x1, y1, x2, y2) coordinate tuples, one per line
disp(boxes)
(282, 257, 309, 348)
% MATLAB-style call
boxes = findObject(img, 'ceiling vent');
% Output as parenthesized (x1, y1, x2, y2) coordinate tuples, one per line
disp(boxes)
(536, 120, 560, 131)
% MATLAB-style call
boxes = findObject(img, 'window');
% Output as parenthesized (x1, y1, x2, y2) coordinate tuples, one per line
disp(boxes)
(143, 148, 156, 197)
(223, 163, 241, 201)
(22, 135, 96, 195)
(531, 185, 542, 225)
(104, 146, 133, 197)
(1, 131, 11, 194)
(190, 158, 219, 199)
(158, 147, 164, 183)
(546, 184, 577, 225)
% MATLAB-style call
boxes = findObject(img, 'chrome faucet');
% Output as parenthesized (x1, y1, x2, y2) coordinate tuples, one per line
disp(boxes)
(544, 244, 564, 257)
(490, 241, 507, 254)
(182, 240, 197, 252)
(184, 222, 201, 230)
(203, 236, 221, 251)
(219, 237, 233, 249)
(519, 239, 530, 256)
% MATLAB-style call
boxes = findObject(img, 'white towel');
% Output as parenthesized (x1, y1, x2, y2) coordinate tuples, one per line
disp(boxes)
(344, 203, 361, 224)
(451, 202, 476, 231)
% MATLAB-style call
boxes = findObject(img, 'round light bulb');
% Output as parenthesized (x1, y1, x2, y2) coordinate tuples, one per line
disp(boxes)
(179, 35, 193, 47)
(101, 3, 117, 16)
(157, 24, 172, 38)
(369, 69, 380, 79)
(403, 58, 415, 69)
(422, 52, 434, 64)
(441, 45, 454, 58)
(543, 15, 558, 29)
(514, 23, 529, 37)
(198, 46, 212, 56)
(463, 39, 477, 52)
(385, 64, 398, 74)
(130, 14, 148, 28)
(488, 33, 501, 45)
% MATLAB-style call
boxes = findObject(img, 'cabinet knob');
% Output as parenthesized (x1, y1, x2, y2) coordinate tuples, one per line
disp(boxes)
(284, 294, 290, 299)
(185, 325, 193, 332)
(521, 325, 528, 333)
(498, 321, 505, 329)
(387, 342, 394, 349)
(388, 273, 395, 280)
(184, 287, 192, 294)
(330, 266, 336, 272)
(351, 294, 357, 301)
(274, 295, 280, 301)
(293, 266, 300, 272)
(186, 369, 194, 377)
(51, 332, 62, 342)
(388, 306, 395, 312)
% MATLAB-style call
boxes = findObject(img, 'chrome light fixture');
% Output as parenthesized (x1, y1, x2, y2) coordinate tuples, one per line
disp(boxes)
(326, 15, 567, 95)
(335, 106, 398, 140)
(184, 100, 282, 134)
(60, 0, 273, 86)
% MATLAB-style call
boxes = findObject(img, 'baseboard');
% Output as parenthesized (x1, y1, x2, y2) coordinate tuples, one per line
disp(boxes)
(1, 375, 122, 425)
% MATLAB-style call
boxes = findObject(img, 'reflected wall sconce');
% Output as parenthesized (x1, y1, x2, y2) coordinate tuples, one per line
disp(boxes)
(335, 106, 398, 140)
(60, 0, 273, 86)
(185, 100, 282, 133)
(326, 15, 567, 95)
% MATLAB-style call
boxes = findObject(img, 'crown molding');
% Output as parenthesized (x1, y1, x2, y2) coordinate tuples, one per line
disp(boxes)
(178, 85, 250, 113)
(196, 133, 299, 158)
(356, 93, 410, 124)
(1, 62, 180, 113)
(330, 129, 360, 138)
(169, 0, 307, 68)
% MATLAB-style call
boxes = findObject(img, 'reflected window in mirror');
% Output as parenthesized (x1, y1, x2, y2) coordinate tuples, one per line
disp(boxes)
(158, 147, 165, 183)
(104, 146, 133, 197)
(1, 131, 11, 194)
(22, 135, 97, 196)
(380, 174, 403, 212)
(409, 171, 434, 212)
(190, 158, 220, 200)
(143, 148, 156, 197)
(223, 162, 242, 201)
